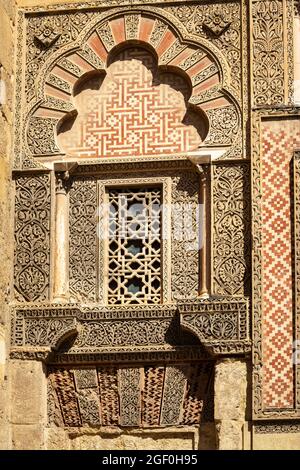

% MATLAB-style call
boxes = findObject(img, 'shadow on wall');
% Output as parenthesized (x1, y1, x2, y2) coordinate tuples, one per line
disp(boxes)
(57, 45, 208, 158)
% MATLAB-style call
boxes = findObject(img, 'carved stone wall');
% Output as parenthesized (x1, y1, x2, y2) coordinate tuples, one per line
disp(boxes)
(7, 0, 300, 451)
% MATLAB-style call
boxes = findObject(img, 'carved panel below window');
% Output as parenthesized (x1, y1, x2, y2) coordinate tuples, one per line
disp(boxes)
(48, 362, 214, 427)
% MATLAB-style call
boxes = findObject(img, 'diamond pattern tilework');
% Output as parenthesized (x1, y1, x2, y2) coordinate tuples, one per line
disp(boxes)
(262, 122, 300, 408)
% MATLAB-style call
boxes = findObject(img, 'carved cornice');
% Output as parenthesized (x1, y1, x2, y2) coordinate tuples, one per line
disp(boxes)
(11, 298, 250, 360)
(10, 347, 211, 364)
(178, 297, 251, 355)
(20, 0, 240, 14)
(10, 304, 185, 360)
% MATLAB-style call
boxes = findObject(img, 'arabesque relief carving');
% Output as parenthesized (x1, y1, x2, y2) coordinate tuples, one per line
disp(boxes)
(252, 0, 294, 106)
(179, 297, 250, 355)
(212, 163, 251, 297)
(14, 174, 51, 302)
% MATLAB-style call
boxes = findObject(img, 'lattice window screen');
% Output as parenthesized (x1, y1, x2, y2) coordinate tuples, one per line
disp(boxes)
(107, 186, 162, 304)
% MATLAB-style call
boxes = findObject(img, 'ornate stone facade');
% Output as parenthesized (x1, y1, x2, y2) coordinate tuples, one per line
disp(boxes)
(0, 0, 299, 451)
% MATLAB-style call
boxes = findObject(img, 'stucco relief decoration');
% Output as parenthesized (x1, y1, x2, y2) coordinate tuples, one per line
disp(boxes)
(166, 3, 242, 98)
(202, 14, 231, 38)
(34, 25, 60, 49)
(21, 10, 242, 166)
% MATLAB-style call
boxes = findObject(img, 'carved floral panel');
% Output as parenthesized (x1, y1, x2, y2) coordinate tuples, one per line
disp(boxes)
(14, 174, 51, 302)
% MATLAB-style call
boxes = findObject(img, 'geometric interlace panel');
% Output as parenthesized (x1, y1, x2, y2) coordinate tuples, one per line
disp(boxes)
(107, 187, 161, 304)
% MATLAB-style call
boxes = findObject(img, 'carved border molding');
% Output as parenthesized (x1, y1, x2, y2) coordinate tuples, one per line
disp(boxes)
(19, 0, 224, 12)
(252, 110, 300, 420)
(178, 297, 250, 355)
(254, 421, 300, 434)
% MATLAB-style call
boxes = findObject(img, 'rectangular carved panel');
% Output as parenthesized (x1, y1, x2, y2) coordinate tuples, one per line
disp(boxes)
(171, 172, 200, 300)
(76, 390, 101, 427)
(142, 366, 165, 426)
(119, 367, 141, 427)
(97, 367, 119, 426)
(49, 368, 81, 427)
(69, 177, 97, 302)
(252, 0, 294, 106)
(160, 365, 186, 426)
(212, 164, 251, 296)
(14, 174, 51, 302)
(180, 363, 214, 425)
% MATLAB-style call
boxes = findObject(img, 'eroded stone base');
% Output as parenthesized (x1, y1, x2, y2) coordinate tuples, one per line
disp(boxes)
(46, 427, 200, 451)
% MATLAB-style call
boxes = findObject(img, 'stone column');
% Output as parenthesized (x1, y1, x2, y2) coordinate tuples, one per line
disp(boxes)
(10, 360, 47, 450)
(198, 164, 210, 298)
(214, 359, 247, 450)
(53, 172, 70, 302)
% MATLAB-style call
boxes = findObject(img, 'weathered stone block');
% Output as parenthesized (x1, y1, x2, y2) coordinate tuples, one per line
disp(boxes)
(253, 432, 300, 450)
(215, 420, 244, 451)
(10, 360, 47, 425)
(12, 424, 45, 450)
(214, 359, 247, 422)
(0, 5, 14, 72)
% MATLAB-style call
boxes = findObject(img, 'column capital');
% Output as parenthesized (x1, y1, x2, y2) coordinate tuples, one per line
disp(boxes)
(55, 171, 71, 195)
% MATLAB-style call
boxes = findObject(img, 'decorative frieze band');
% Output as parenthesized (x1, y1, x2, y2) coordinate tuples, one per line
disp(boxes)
(11, 298, 250, 359)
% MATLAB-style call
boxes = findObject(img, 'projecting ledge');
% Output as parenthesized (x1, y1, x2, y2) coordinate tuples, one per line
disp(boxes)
(178, 297, 251, 356)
